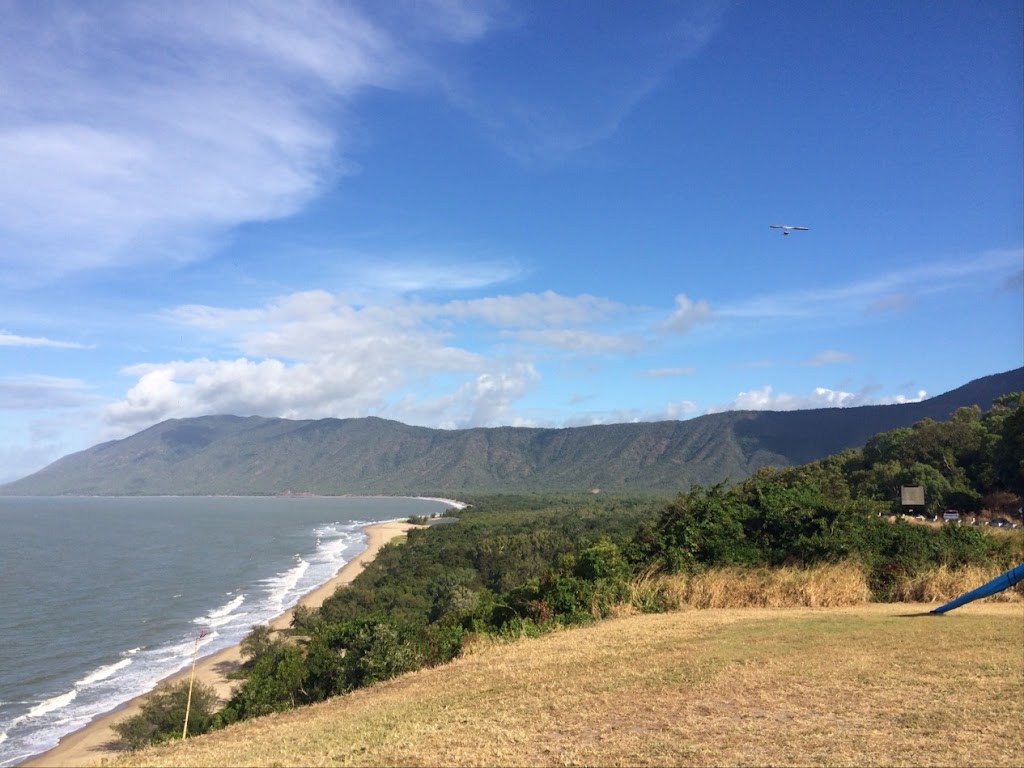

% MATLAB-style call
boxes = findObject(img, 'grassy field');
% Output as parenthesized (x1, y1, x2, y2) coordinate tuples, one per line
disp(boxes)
(105, 602, 1023, 767)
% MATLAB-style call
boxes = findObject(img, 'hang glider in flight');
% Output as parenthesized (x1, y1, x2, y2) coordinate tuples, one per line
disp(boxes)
(770, 224, 810, 235)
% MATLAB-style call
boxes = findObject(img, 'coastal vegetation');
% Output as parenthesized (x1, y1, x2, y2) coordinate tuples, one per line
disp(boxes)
(115, 395, 1024, 752)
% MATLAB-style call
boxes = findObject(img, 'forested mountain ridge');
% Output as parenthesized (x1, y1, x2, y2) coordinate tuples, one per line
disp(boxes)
(3, 368, 1021, 496)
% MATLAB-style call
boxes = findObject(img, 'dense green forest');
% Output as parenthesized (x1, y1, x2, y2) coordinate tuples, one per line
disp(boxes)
(117, 395, 1024, 746)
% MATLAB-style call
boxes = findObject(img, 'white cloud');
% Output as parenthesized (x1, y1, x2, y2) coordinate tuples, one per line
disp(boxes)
(442, 3, 726, 163)
(658, 400, 700, 419)
(350, 257, 525, 294)
(102, 280, 951, 438)
(105, 289, 570, 435)
(102, 288, 650, 434)
(510, 328, 638, 353)
(562, 399, 699, 426)
(443, 291, 623, 328)
(640, 367, 696, 378)
(718, 248, 1023, 323)
(103, 352, 541, 437)
(0, 376, 97, 409)
(709, 384, 928, 413)
(0, 331, 87, 349)
(0, 1, 496, 283)
(662, 293, 711, 334)
(394, 363, 541, 429)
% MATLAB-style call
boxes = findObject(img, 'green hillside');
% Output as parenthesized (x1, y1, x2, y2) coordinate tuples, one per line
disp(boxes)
(2, 368, 1020, 496)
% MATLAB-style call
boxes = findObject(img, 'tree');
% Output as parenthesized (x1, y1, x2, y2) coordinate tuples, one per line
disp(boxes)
(991, 395, 1024, 495)
(228, 643, 309, 718)
(645, 484, 760, 572)
(342, 621, 421, 690)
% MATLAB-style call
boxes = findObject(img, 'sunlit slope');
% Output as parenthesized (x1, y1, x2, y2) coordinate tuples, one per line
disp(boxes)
(4, 368, 1021, 495)
(112, 604, 1023, 767)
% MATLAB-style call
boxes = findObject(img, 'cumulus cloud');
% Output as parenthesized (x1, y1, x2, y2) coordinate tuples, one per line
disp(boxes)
(0, 0, 496, 282)
(709, 384, 928, 413)
(394, 363, 541, 429)
(105, 289, 629, 435)
(662, 293, 711, 334)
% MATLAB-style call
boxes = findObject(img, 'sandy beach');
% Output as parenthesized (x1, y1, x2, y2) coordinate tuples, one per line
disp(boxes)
(22, 519, 418, 767)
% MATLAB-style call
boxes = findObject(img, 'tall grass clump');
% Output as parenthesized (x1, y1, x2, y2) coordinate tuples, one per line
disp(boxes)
(894, 563, 1024, 604)
(626, 561, 873, 611)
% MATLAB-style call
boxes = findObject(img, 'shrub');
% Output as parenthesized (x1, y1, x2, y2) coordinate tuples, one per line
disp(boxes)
(113, 680, 218, 750)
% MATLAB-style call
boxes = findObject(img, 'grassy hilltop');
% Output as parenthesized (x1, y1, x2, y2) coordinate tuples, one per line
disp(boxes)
(111, 603, 1023, 767)
(93, 392, 1024, 766)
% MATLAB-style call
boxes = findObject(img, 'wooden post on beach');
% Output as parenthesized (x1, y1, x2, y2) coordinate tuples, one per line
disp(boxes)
(182, 628, 207, 739)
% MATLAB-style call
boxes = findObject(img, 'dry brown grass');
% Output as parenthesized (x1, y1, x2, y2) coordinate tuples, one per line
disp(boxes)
(894, 563, 1024, 603)
(621, 561, 1024, 615)
(104, 603, 1024, 768)
(626, 561, 874, 612)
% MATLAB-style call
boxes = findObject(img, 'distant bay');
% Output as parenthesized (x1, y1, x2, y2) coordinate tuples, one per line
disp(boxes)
(0, 495, 452, 767)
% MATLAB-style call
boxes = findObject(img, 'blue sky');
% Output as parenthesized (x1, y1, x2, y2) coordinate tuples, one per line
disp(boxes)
(1, 0, 1022, 484)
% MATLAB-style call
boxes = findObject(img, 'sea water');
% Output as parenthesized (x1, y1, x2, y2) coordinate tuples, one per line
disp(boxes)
(0, 495, 452, 766)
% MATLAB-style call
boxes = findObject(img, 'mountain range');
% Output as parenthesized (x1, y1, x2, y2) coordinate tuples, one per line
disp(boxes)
(3, 368, 1021, 496)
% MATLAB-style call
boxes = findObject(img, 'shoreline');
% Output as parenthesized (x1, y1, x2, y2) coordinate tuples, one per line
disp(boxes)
(21, 519, 419, 768)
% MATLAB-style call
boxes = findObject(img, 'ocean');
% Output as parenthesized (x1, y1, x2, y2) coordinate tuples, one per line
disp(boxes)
(0, 495, 453, 766)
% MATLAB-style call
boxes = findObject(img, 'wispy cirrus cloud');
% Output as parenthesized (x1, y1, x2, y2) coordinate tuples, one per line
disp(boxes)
(639, 367, 696, 378)
(0, 375, 97, 409)
(0, 0, 498, 284)
(718, 249, 1023, 322)
(0, 331, 87, 349)
(805, 350, 856, 366)
(346, 256, 525, 294)
(443, 291, 624, 327)
(509, 328, 639, 353)
(441, 2, 728, 163)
